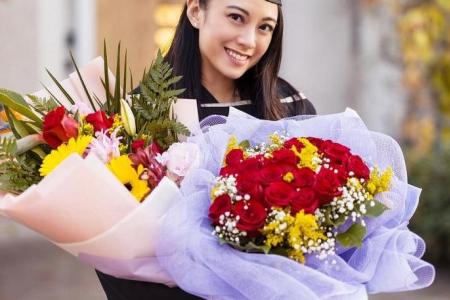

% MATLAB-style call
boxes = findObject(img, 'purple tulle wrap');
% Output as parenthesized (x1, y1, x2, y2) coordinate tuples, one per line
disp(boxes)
(155, 108, 435, 299)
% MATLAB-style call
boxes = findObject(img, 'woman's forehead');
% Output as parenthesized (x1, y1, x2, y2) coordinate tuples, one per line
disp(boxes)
(210, 0, 279, 20)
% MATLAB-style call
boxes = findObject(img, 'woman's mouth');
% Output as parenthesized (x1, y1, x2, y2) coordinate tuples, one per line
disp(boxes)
(225, 48, 250, 66)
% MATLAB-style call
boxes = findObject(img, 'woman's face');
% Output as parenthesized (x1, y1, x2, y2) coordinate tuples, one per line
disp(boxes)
(195, 0, 278, 82)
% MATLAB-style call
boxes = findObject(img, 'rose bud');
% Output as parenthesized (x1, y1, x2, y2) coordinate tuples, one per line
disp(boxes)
(43, 106, 79, 149)
(290, 188, 319, 215)
(346, 154, 370, 180)
(209, 194, 232, 225)
(85, 110, 115, 132)
(264, 181, 295, 208)
(233, 200, 267, 236)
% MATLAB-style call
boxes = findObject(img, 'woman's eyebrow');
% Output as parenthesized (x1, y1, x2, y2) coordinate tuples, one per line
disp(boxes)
(226, 5, 278, 23)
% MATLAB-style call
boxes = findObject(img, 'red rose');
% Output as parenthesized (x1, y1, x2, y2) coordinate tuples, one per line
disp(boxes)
(233, 200, 267, 235)
(290, 188, 319, 214)
(42, 106, 79, 149)
(225, 149, 244, 167)
(219, 166, 240, 177)
(258, 165, 284, 186)
(131, 139, 146, 152)
(271, 148, 298, 165)
(292, 167, 316, 188)
(85, 111, 114, 132)
(264, 182, 295, 208)
(346, 154, 370, 179)
(241, 155, 264, 170)
(209, 194, 232, 225)
(236, 170, 264, 202)
(329, 163, 348, 184)
(307, 137, 325, 149)
(284, 138, 304, 151)
(321, 140, 351, 165)
(313, 168, 343, 205)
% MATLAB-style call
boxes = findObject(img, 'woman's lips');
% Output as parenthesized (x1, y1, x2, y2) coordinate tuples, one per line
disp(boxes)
(225, 48, 250, 66)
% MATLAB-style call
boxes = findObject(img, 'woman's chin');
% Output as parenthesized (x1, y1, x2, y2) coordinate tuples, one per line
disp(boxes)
(220, 67, 247, 80)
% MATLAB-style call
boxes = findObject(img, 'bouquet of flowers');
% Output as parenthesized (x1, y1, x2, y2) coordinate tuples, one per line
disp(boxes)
(0, 46, 198, 284)
(209, 133, 393, 264)
(155, 108, 435, 299)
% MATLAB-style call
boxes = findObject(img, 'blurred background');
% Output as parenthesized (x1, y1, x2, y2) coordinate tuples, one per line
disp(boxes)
(0, 0, 449, 299)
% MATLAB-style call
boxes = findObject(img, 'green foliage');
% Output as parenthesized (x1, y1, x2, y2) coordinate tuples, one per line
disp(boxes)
(365, 200, 389, 217)
(0, 136, 17, 159)
(408, 149, 450, 263)
(27, 95, 59, 116)
(100, 42, 130, 115)
(0, 153, 42, 194)
(336, 223, 367, 248)
(133, 50, 189, 150)
(0, 136, 42, 193)
(0, 89, 42, 126)
(221, 239, 271, 254)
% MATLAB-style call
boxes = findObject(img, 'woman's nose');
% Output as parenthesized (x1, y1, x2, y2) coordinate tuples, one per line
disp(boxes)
(236, 28, 256, 50)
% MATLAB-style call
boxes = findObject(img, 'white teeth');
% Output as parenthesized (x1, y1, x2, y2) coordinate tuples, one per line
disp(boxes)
(226, 49, 248, 61)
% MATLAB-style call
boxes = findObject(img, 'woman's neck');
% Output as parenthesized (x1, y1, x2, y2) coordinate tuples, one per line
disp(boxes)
(201, 72, 239, 103)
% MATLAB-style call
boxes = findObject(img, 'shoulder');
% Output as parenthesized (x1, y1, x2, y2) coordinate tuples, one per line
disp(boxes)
(277, 77, 316, 116)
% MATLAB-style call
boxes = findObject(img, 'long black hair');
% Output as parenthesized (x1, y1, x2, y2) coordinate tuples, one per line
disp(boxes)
(164, 0, 287, 120)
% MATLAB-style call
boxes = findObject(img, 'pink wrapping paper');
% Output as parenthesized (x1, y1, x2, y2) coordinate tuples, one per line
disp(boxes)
(0, 58, 187, 284)
(0, 154, 138, 243)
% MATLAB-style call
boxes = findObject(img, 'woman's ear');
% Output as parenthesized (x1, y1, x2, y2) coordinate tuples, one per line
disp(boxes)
(186, 0, 201, 28)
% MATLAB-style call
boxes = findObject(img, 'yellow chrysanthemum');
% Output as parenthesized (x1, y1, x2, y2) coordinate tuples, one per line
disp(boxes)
(39, 135, 93, 177)
(291, 138, 320, 171)
(107, 155, 150, 202)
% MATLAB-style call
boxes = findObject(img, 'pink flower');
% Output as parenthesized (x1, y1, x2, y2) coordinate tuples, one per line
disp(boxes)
(86, 129, 122, 163)
(161, 143, 201, 178)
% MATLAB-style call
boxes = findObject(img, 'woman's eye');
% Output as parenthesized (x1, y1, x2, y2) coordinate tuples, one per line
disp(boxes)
(259, 24, 274, 33)
(229, 13, 244, 23)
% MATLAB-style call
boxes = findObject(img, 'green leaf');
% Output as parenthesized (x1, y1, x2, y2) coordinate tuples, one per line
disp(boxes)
(0, 89, 30, 107)
(122, 50, 128, 100)
(4, 107, 31, 138)
(103, 40, 113, 112)
(239, 140, 251, 149)
(30, 147, 47, 160)
(69, 51, 96, 110)
(336, 223, 367, 248)
(0, 92, 42, 125)
(41, 84, 64, 107)
(0, 136, 17, 159)
(113, 42, 122, 112)
(27, 94, 58, 115)
(46, 69, 75, 105)
(221, 239, 271, 254)
(365, 200, 389, 217)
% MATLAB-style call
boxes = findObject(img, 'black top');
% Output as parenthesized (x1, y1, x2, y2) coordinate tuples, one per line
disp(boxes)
(96, 79, 316, 300)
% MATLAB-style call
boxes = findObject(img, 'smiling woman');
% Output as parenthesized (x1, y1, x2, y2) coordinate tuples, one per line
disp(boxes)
(96, 0, 316, 299)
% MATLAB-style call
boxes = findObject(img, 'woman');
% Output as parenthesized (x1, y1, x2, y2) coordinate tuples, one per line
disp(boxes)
(97, 0, 316, 298)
